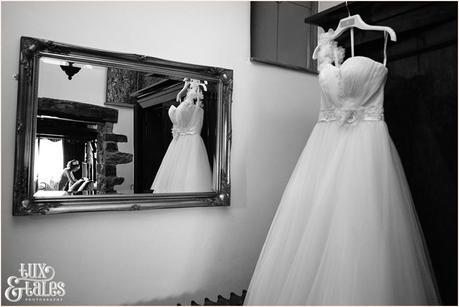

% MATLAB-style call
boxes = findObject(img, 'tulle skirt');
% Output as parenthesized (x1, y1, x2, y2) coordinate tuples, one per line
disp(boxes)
(245, 121, 440, 305)
(151, 134, 212, 193)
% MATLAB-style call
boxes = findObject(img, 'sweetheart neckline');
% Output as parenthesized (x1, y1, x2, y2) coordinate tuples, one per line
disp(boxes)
(324, 56, 388, 72)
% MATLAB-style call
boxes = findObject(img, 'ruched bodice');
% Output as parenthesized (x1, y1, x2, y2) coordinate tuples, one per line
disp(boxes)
(315, 31, 389, 125)
(318, 57, 388, 124)
(319, 56, 387, 112)
(168, 101, 204, 138)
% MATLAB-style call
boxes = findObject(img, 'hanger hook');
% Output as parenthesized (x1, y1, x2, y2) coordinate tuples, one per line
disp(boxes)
(345, 1, 351, 17)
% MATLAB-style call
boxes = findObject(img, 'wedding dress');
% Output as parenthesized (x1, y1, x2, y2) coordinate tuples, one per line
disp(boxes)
(245, 30, 440, 305)
(150, 89, 212, 193)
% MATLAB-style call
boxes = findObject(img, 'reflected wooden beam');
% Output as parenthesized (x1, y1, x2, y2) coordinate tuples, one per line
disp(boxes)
(38, 97, 119, 123)
(130, 79, 182, 108)
(37, 117, 98, 140)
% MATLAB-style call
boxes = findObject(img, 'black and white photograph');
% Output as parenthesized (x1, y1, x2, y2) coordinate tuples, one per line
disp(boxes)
(1, 1, 457, 306)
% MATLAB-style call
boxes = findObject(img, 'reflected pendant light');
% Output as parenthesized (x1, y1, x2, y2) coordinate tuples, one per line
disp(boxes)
(60, 62, 81, 80)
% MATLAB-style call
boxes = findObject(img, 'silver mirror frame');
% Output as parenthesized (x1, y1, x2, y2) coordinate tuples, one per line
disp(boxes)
(13, 37, 232, 215)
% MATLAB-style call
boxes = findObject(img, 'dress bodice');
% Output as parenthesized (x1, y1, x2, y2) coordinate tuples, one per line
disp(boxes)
(319, 57, 387, 115)
(316, 30, 389, 124)
(168, 100, 204, 138)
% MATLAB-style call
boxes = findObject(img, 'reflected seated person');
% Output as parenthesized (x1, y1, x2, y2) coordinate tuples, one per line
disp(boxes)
(58, 160, 94, 193)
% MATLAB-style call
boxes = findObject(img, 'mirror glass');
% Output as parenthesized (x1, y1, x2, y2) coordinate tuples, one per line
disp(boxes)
(33, 57, 217, 198)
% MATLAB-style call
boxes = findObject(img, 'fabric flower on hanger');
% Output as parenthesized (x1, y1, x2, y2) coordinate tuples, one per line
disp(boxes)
(316, 29, 345, 71)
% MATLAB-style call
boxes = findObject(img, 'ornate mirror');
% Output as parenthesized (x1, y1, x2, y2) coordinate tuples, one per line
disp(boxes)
(13, 37, 232, 215)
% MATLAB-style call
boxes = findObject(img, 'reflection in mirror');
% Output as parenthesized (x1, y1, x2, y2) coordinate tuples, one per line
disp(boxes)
(34, 57, 216, 197)
(149, 78, 214, 194)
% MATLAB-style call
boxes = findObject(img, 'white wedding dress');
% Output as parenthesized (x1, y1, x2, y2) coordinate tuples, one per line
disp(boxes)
(245, 31, 441, 305)
(151, 95, 212, 193)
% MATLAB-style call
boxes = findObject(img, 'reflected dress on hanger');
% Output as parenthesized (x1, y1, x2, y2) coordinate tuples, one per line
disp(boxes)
(244, 30, 440, 305)
(151, 83, 212, 193)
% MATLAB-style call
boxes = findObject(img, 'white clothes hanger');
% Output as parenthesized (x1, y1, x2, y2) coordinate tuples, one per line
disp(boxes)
(190, 79, 208, 92)
(312, 2, 396, 61)
(176, 78, 208, 103)
(176, 78, 191, 103)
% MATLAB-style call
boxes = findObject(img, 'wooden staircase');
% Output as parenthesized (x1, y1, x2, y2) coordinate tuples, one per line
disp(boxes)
(178, 290, 247, 306)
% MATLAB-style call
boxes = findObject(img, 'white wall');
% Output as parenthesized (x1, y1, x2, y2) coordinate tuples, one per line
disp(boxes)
(1, 2, 320, 305)
(319, 1, 342, 12)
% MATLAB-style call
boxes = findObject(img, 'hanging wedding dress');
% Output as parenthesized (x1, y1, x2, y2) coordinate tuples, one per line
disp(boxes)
(245, 30, 440, 305)
(150, 82, 212, 193)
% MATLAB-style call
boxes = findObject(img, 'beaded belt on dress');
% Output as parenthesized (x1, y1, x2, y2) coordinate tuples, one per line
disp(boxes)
(318, 108, 384, 124)
(171, 127, 199, 138)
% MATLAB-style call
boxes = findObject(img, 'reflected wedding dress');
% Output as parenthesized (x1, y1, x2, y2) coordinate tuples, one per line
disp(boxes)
(245, 31, 440, 305)
(151, 87, 212, 193)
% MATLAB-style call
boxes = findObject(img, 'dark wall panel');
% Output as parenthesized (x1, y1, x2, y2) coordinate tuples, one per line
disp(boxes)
(251, 1, 318, 72)
(277, 3, 311, 68)
(251, 2, 278, 62)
